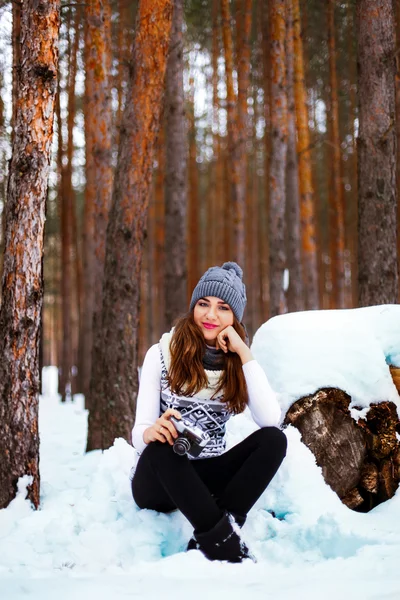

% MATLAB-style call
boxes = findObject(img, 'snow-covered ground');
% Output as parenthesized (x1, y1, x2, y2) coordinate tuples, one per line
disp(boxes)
(1, 305, 400, 599)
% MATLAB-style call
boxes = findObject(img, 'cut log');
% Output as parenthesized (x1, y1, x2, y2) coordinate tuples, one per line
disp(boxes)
(284, 387, 400, 512)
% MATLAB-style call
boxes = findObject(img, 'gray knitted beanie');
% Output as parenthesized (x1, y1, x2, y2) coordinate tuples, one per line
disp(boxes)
(189, 262, 247, 321)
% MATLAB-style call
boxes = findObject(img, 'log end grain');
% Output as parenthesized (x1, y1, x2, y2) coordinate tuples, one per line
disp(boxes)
(284, 387, 400, 512)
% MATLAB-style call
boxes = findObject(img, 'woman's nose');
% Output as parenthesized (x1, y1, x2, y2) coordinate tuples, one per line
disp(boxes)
(206, 306, 217, 320)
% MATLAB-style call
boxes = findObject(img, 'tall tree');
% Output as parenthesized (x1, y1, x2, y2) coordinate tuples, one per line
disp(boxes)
(357, 0, 398, 305)
(286, 0, 303, 312)
(292, 0, 319, 310)
(237, 0, 252, 272)
(153, 128, 166, 337)
(11, 0, 21, 140)
(0, 0, 60, 509)
(269, 0, 288, 317)
(0, 68, 6, 288)
(260, 0, 271, 320)
(86, 0, 173, 451)
(327, 0, 345, 308)
(221, 0, 246, 266)
(59, 7, 81, 401)
(187, 80, 200, 299)
(211, 0, 226, 266)
(164, 0, 187, 329)
(81, 0, 113, 406)
(395, 0, 400, 300)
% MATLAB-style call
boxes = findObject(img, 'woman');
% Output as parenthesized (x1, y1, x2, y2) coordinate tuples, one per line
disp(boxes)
(131, 262, 287, 563)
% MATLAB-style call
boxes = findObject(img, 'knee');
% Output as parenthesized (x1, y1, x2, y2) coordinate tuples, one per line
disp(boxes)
(142, 440, 184, 466)
(257, 426, 287, 457)
(143, 440, 173, 461)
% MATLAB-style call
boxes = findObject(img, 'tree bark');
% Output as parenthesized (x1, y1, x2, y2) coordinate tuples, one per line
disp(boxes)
(86, 0, 173, 451)
(269, 0, 288, 317)
(164, 0, 187, 329)
(221, 0, 246, 266)
(285, 388, 400, 511)
(237, 0, 252, 275)
(286, 0, 304, 313)
(212, 0, 226, 266)
(357, 0, 398, 306)
(292, 0, 319, 310)
(327, 0, 345, 309)
(81, 0, 113, 407)
(0, 0, 60, 509)
(0, 67, 6, 289)
(59, 7, 81, 401)
(11, 0, 21, 142)
(154, 127, 166, 338)
(260, 2, 271, 320)
(187, 82, 200, 301)
(346, 0, 358, 308)
(395, 0, 400, 302)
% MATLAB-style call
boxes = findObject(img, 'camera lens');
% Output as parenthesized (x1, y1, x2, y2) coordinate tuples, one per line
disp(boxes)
(173, 437, 191, 456)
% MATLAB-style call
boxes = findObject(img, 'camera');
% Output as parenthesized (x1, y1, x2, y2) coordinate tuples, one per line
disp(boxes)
(170, 415, 211, 458)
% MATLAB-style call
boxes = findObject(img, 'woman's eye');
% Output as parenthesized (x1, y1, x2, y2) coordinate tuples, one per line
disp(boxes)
(199, 302, 208, 307)
(219, 306, 229, 311)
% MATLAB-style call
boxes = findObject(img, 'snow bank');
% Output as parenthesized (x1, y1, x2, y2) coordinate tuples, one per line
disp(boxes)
(251, 304, 400, 417)
(0, 370, 400, 598)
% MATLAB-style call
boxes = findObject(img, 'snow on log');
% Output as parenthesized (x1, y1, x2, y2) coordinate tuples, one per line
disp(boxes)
(252, 305, 400, 512)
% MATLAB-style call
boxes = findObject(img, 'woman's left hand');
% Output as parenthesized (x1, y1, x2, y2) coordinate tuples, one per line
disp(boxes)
(216, 325, 247, 355)
(216, 325, 253, 364)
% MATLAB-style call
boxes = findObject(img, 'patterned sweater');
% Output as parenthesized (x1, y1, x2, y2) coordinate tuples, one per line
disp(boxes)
(132, 332, 281, 459)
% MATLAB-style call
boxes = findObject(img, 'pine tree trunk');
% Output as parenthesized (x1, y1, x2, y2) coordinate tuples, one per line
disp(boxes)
(117, 0, 130, 129)
(286, 0, 303, 313)
(237, 0, 252, 274)
(11, 1, 21, 141)
(86, 0, 173, 451)
(292, 0, 319, 310)
(0, 67, 6, 289)
(67, 9, 83, 395)
(347, 0, 358, 308)
(212, 0, 226, 266)
(164, 0, 187, 329)
(395, 0, 400, 301)
(154, 128, 166, 338)
(269, 0, 288, 317)
(327, 0, 345, 309)
(187, 86, 200, 300)
(260, 1, 271, 320)
(60, 7, 81, 400)
(0, 0, 60, 510)
(81, 0, 113, 407)
(221, 0, 246, 266)
(357, 0, 398, 306)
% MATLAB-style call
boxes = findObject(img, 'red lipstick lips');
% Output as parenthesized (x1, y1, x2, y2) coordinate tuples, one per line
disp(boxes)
(203, 323, 218, 330)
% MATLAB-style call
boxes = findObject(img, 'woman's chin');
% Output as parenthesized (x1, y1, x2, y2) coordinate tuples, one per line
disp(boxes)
(203, 330, 218, 344)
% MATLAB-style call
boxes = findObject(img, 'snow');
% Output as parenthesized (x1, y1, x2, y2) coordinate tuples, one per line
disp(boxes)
(251, 304, 400, 418)
(1, 305, 400, 599)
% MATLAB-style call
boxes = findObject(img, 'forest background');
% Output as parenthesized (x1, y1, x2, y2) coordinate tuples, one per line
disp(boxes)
(0, 0, 399, 509)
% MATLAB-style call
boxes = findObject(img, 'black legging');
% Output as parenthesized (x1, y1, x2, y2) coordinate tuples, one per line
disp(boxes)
(131, 426, 287, 534)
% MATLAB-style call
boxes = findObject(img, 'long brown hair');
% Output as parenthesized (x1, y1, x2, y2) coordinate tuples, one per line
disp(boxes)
(168, 312, 249, 414)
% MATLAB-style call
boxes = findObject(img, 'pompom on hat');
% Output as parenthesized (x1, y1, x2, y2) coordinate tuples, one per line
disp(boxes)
(189, 262, 247, 322)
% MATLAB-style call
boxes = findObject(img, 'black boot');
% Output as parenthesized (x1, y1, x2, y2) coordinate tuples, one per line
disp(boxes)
(187, 513, 248, 554)
(193, 513, 252, 563)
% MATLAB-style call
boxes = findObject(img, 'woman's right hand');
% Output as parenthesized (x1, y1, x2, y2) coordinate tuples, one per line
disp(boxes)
(143, 408, 182, 446)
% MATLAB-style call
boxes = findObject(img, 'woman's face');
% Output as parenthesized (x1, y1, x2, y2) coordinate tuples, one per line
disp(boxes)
(193, 296, 234, 346)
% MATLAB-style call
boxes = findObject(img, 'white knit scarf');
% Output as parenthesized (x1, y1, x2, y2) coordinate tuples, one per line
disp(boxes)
(159, 330, 224, 401)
